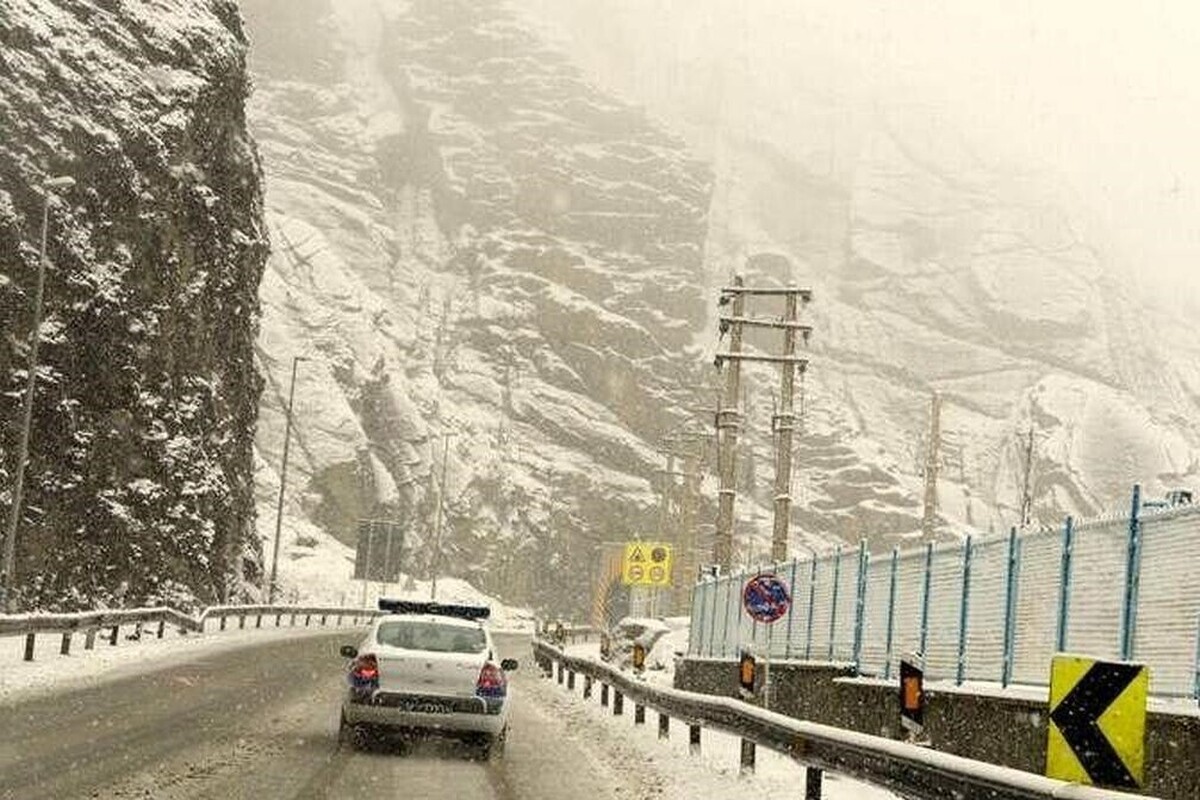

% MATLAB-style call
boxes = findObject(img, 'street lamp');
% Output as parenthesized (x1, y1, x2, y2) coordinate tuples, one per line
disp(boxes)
(1, 175, 75, 612)
(429, 430, 455, 601)
(267, 355, 307, 603)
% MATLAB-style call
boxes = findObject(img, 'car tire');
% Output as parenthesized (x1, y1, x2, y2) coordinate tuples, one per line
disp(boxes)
(481, 727, 507, 761)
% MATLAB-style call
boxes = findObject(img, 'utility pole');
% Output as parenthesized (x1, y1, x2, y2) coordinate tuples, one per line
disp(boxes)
(713, 276, 745, 570)
(771, 290, 806, 562)
(2, 176, 75, 612)
(714, 277, 813, 567)
(429, 431, 454, 600)
(268, 354, 307, 603)
(921, 392, 943, 540)
(1019, 426, 1035, 528)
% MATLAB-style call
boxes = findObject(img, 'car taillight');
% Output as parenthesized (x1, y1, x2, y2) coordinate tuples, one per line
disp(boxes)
(350, 654, 379, 689)
(476, 662, 507, 698)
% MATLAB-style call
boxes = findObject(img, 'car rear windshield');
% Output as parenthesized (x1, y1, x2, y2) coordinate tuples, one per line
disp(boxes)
(375, 620, 487, 653)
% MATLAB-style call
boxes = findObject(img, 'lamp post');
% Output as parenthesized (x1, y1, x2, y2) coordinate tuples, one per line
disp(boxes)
(267, 355, 306, 603)
(1, 175, 75, 612)
(429, 431, 454, 601)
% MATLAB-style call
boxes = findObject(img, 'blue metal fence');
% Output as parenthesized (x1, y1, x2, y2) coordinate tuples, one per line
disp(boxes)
(686, 486, 1200, 700)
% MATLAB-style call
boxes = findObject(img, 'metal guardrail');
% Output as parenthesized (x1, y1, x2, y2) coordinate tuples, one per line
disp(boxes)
(0, 604, 382, 661)
(533, 639, 1153, 800)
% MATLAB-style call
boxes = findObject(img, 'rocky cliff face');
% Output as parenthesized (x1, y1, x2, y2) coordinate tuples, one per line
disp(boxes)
(0, 0, 267, 609)
(242, 0, 719, 610)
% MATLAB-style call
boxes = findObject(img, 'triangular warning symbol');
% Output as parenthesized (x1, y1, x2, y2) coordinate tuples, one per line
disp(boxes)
(630, 546, 646, 562)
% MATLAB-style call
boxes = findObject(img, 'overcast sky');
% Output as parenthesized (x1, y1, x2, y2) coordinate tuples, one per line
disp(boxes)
(524, 0, 1200, 302)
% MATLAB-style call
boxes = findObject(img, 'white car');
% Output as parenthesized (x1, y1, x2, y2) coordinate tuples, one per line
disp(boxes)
(338, 600, 517, 757)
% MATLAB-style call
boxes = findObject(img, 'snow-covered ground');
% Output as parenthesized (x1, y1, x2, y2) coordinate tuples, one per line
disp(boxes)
(0, 623, 360, 706)
(537, 658, 899, 800)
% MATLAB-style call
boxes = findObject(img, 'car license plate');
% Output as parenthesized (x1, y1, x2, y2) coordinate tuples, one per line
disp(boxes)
(406, 701, 451, 714)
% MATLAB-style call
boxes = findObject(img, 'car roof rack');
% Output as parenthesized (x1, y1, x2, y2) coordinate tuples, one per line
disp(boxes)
(377, 598, 491, 621)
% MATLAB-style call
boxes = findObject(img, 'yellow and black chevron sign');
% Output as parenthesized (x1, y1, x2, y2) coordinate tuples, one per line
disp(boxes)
(1046, 655, 1148, 790)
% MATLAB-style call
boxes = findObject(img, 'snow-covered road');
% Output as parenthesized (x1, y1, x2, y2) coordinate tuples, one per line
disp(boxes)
(0, 631, 896, 799)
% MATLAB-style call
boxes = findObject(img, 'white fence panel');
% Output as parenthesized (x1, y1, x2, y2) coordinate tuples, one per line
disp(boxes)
(963, 536, 1008, 683)
(1010, 527, 1063, 685)
(1063, 518, 1126, 661)
(1134, 509, 1200, 695)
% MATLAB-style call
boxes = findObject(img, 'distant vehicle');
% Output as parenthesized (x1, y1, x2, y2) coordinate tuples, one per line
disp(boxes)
(338, 599, 518, 757)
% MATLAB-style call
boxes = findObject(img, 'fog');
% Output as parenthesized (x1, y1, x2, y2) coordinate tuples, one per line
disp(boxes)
(521, 0, 1200, 301)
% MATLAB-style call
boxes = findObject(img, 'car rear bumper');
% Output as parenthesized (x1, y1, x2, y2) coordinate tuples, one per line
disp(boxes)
(342, 691, 507, 734)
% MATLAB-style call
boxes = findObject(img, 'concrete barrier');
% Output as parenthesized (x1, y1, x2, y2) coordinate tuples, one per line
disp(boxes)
(675, 656, 1200, 800)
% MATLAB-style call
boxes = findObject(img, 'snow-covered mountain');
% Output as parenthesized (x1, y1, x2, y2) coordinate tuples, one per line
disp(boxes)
(524, 1, 1200, 536)
(244, 0, 1200, 615)
(242, 0, 721, 612)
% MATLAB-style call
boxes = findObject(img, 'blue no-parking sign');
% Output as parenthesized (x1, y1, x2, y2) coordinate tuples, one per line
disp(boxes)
(742, 573, 792, 623)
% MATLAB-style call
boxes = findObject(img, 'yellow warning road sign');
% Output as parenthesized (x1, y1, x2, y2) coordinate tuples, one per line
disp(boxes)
(1046, 654, 1148, 790)
(621, 541, 672, 586)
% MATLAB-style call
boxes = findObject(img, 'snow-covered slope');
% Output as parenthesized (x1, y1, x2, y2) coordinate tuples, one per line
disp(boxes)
(514, 0, 1200, 541)
(241, 0, 722, 613)
(244, 0, 1200, 621)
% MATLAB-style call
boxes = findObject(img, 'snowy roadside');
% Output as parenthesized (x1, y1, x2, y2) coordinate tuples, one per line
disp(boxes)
(0, 571, 534, 707)
(531, 660, 899, 800)
(0, 622, 364, 706)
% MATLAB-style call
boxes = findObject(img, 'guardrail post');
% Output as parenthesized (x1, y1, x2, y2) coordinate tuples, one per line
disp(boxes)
(739, 739, 755, 775)
(109, 625, 119, 646)
(918, 542, 934, 657)
(851, 541, 869, 673)
(634, 703, 645, 724)
(238, 615, 245, 630)
(689, 724, 701, 755)
(556, 662, 564, 684)
(320, 614, 327, 626)
(84, 628, 96, 650)
(658, 712, 669, 739)
(1120, 484, 1143, 661)
(157, 620, 165, 639)
(804, 559, 817, 659)
(827, 545, 842, 660)
(304, 614, 311, 627)
(567, 670, 576, 690)
(583, 675, 593, 699)
(1001, 527, 1020, 687)
(336, 614, 342, 626)
(805, 766, 824, 799)
(613, 690, 623, 716)
(255, 614, 262, 629)
(883, 547, 899, 680)
(1056, 516, 1075, 653)
(290, 613, 297, 626)
(956, 535, 974, 686)
(219, 615, 227, 631)
(60, 632, 71, 655)
(23, 633, 35, 661)
(275, 613, 282, 627)
(601, 683, 609, 707)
